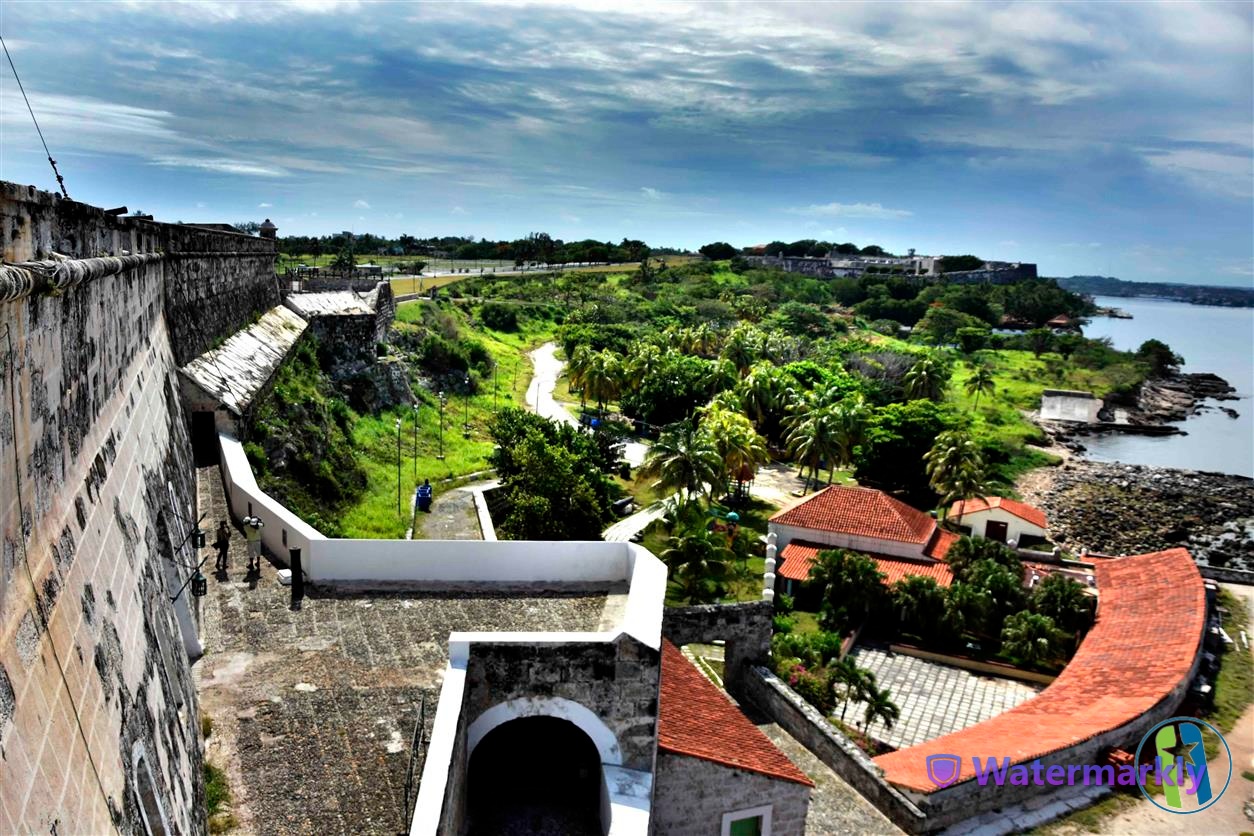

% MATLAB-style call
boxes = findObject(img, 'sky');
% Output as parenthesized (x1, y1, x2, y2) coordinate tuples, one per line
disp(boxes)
(1, 1, 1251, 284)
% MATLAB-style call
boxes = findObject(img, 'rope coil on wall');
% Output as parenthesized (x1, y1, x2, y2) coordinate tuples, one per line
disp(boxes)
(0, 253, 166, 303)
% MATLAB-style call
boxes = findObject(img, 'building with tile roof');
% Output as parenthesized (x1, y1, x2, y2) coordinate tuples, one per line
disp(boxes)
(872, 548, 1207, 825)
(654, 640, 813, 834)
(948, 496, 1048, 546)
(768, 485, 957, 596)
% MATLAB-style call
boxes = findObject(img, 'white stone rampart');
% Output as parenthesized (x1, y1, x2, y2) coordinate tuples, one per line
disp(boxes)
(217, 433, 326, 562)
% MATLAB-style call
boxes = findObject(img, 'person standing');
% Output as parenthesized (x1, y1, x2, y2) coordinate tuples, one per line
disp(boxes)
(214, 520, 231, 574)
(244, 516, 264, 573)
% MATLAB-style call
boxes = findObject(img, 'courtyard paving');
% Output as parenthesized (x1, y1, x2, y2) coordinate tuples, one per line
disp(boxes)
(193, 465, 613, 835)
(847, 646, 1043, 750)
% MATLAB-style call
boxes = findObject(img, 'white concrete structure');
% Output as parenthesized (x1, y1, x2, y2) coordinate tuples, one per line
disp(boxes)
(1040, 389, 1102, 423)
(948, 497, 1049, 546)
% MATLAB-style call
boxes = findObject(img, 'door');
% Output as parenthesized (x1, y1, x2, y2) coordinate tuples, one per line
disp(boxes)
(985, 520, 1009, 543)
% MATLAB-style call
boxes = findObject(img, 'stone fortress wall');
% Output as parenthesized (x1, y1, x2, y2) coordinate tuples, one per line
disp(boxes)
(0, 182, 277, 834)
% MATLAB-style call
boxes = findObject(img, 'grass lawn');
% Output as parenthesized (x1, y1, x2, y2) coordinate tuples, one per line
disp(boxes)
(334, 305, 554, 538)
(1209, 588, 1252, 734)
(389, 273, 476, 295)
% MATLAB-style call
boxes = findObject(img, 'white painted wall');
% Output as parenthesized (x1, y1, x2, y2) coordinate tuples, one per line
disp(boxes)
(952, 507, 1046, 544)
(1040, 393, 1102, 423)
(769, 522, 929, 560)
(218, 433, 326, 562)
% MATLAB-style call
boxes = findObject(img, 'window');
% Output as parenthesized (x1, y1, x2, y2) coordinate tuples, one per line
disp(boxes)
(722, 805, 772, 836)
(132, 743, 171, 836)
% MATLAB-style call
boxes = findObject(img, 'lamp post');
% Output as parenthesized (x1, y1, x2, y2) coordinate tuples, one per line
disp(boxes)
(462, 374, 471, 434)
(395, 417, 402, 516)
(412, 402, 419, 481)
(437, 391, 446, 460)
(493, 363, 499, 412)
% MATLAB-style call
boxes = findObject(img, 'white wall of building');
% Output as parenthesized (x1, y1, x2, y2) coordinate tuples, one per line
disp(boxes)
(952, 507, 1046, 545)
(218, 433, 325, 561)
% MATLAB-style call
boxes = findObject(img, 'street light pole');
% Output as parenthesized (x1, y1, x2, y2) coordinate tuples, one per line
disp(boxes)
(412, 402, 419, 481)
(463, 374, 471, 434)
(395, 417, 402, 516)
(493, 363, 499, 412)
(437, 391, 446, 460)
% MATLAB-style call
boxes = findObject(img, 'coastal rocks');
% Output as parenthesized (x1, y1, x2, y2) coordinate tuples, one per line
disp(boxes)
(1100, 372, 1238, 426)
(1021, 460, 1254, 571)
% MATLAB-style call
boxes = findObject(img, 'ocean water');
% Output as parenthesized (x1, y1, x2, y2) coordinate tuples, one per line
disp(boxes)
(1080, 295, 1254, 477)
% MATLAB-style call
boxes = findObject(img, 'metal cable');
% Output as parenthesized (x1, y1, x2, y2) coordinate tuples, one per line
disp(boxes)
(0, 35, 68, 198)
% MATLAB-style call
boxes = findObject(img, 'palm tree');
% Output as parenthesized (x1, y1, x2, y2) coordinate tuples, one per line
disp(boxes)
(904, 354, 948, 401)
(827, 396, 870, 483)
(831, 657, 872, 723)
(1000, 611, 1065, 667)
(924, 430, 988, 520)
(660, 526, 733, 604)
(737, 363, 785, 435)
(720, 324, 763, 376)
(942, 581, 990, 640)
(964, 365, 996, 409)
(700, 405, 769, 500)
(626, 343, 664, 389)
(891, 576, 947, 638)
(807, 549, 886, 632)
(582, 350, 621, 413)
(567, 344, 595, 407)
(639, 420, 722, 501)
(785, 403, 837, 493)
(861, 682, 901, 733)
(1030, 573, 1095, 636)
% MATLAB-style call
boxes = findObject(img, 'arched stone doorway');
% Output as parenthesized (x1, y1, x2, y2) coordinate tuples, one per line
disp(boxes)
(466, 715, 602, 835)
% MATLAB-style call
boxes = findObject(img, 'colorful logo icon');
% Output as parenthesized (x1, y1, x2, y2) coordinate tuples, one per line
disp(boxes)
(1134, 717, 1231, 814)
(926, 753, 962, 787)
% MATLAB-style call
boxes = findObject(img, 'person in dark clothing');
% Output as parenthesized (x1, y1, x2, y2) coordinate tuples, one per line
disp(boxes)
(214, 520, 231, 573)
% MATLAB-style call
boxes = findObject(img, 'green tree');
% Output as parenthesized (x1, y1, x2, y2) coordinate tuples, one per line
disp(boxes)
(891, 576, 947, 639)
(903, 355, 949, 401)
(639, 420, 722, 501)
(785, 402, 837, 493)
(924, 429, 989, 519)
(699, 241, 738, 260)
(660, 525, 733, 604)
(331, 245, 356, 272)
(854, 400, 954, 502)
(1136, 339, 1184, 377)
(807, 549, 886, 632)
(700, 405, 769, 497)
(945, 537, 1022, 581)
(1001, 611, 1066, 667)
(966, 559, 1026, 628)
(955, 326, 991, 354)
(861, 680, 901, 732)
(1027, 327, 1054, 358)
(583, 350, 622, 412)
(831, 657, 873, 723)
(942, 581, 990, 639)
(1029, 573, 1095, 637)
(964, 365, 996, 409)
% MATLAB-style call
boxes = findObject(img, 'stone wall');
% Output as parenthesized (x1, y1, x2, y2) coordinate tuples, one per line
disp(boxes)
(461, 636, 660, 771)
(650, 751, 810, 836)
(662, 601, 772, 699)
(742, 667, 927, 834)
(0, 182, 275, 834)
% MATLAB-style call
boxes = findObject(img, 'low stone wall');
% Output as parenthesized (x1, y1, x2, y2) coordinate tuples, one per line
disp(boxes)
(1200, 564, 1254, 585)
(662, 601, 772, 698)
(886, 644, 1057, 685)
(742, 666, 927, 833)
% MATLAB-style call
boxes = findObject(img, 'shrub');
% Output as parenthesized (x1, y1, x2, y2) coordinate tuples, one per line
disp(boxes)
(480, 302, 518, 332)
(775, 591, 795, 615)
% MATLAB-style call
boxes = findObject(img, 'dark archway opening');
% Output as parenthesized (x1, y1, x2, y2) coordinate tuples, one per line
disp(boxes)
(466, 716, 602, 836)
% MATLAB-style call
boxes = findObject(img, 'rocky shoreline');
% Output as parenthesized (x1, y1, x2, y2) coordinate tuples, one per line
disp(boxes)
(1018, 458, 1254, 572)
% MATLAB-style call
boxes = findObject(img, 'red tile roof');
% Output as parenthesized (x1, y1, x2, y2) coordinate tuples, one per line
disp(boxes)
(777, 542, 954, 588)
(658, 641, 813, 787)
(924, 528, 958, 560)
(873, 548, 1205, 793)
(771, 485, 937, 545)
(949, 497, 1048, 529)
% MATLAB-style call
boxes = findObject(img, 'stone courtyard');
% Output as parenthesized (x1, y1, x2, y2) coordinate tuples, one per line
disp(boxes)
(848, 647, 1043, 750)
(193, 466, 618, 834)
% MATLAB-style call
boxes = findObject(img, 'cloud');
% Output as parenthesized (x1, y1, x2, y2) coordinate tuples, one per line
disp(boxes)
(451, 206, 468, 215)
(640, 187, 664, 200)
(152, 156, 286, 177)
(258, 202, 273, 208)
(787, 202, 913, 220)
(353, 199, 371, 209)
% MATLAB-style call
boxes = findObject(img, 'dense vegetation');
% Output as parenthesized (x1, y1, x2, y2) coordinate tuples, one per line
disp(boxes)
(271, 230, 661, 266)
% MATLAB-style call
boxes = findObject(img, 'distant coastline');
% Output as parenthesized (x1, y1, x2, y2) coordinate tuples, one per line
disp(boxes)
(1054, 275, 1254, 308)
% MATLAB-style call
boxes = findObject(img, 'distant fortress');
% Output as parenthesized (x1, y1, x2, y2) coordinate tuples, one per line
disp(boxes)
(746, 249, 1038, 284)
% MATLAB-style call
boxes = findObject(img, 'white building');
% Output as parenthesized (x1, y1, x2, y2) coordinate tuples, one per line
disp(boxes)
(948, 497, 1049, 548)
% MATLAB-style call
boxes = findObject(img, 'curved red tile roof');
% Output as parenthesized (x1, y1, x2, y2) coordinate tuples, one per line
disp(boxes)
(873, 548, 1205, 793)
(771, 485, 937, 545)
(949, 496, 1048, 529)
(659, 641, 813, 787)
(777, 541, 953, 588)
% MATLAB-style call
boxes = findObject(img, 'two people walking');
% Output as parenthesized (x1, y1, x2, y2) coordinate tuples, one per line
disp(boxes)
(211, 516, 265, 575)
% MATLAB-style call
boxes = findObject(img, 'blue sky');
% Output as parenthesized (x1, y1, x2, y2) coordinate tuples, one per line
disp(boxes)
(1, 1, 1251, 283)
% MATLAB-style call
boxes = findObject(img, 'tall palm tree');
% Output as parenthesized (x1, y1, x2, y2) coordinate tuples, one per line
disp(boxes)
(639, 420, 722, 501)
(737, 363, 785, 435)
(964, 364, 996, 409)
(904, 354, 948, 401)
(827, 396, 870, 483)
(1000, 611, 1065, 668)
(861, 682, 901, 733)
(582, 350, 621, 413)
(720, 324, 763, 376)
(924, 429, 988, 520)
(567, 344, 595, 408)
(626, 342, 664, 389)
(784, 400, 837, 493)
(660, 525, 733, 604)
(700, 405, 769, 499)
(831, 657, 872, 723)
(807, 549, 886, 631)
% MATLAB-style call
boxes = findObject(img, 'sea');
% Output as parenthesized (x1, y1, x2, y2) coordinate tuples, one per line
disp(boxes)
(1080, 295, 1254, 478)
